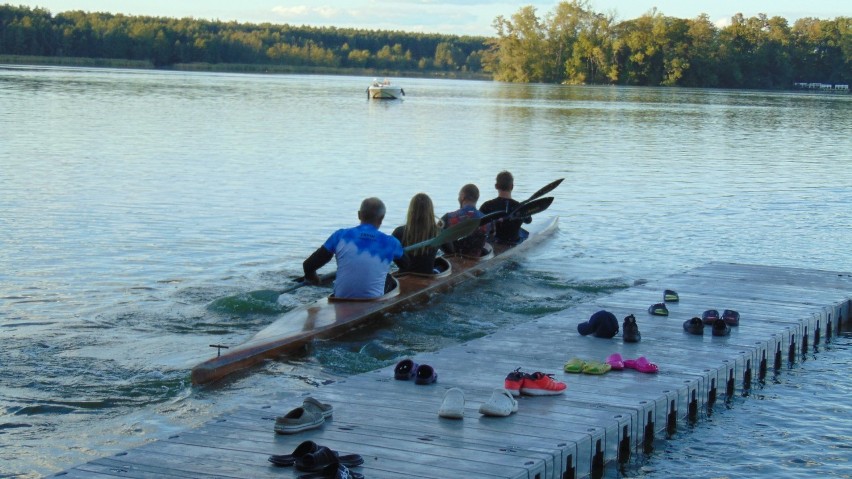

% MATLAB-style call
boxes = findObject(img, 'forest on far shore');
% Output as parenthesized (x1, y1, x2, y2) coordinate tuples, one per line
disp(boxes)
(1, 1, 849, 89)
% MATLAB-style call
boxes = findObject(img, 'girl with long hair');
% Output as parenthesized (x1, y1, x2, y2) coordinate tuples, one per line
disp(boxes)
(392, 193, 441, 274)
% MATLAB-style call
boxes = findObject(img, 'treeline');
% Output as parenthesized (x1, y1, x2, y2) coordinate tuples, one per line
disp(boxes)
(0, 4, 487, 73)
(484, 1, 850, 88)
(2, 2, 850, 89)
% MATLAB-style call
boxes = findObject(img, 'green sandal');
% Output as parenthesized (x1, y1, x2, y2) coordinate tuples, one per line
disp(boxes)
(581, 361, 612, 375)
(564, 358, 586, 373)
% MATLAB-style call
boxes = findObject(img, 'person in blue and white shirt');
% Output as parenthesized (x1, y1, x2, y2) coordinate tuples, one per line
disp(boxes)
(303, 197, 408, 299)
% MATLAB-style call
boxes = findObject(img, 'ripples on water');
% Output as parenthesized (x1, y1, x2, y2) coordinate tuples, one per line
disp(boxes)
(1, 66, 851, 478)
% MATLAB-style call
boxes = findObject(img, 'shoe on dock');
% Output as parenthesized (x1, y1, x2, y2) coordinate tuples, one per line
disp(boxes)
(702, 309, 720, 324)
(302, 396, 333, 419)
(520, 372, 566, 395)
(712, 318, 731, 336)
(274, 406, 325, 434)
(563, 358, 585, 374)
(648, 303, 669, 316)
(723, 309, 740, 326)
(414, 364, 437, 385)
(683, 317, 705, 335)
(479, 388, 518, 416)
(504, 368, 525, 396)
(622, 314, 641, 342)
(394, 358, 418, 380)
(438, 388, 465, 419)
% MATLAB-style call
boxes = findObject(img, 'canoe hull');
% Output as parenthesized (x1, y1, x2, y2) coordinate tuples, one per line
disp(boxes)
(191, 216, 558, 384)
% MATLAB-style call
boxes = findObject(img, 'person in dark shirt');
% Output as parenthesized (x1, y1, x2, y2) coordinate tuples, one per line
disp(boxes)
(440, 183, 488, 256)
(479, 171, 532, 244)
(392, 193, 442, 274)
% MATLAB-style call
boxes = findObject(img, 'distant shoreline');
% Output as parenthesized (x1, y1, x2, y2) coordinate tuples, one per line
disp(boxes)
(0, 54, 493, 81)
(3, 55, 848, 94)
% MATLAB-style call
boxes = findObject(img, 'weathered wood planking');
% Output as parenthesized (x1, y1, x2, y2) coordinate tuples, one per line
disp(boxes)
(53, 263, 852, 479)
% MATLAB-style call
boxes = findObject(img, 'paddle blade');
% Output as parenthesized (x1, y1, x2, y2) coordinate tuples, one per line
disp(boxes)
(507, 196, 554, 220)
(527, 178, 564, 202)
(479, 210, 507, 226)
(404, 217, 481, 252)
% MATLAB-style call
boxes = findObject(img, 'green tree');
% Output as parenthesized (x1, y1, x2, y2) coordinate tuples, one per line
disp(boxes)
(485, 6, 548, 82)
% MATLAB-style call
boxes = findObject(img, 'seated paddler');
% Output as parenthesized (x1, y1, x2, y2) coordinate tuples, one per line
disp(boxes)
(303, 197, 407, 299)
(440, 183, 488, 257)
(479, 170, 532, 244)
(392, 193, 445, 274)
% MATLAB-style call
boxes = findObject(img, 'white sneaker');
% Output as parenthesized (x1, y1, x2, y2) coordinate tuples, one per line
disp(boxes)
(479, 388, 518, 417)
(438, 388, 465, 419)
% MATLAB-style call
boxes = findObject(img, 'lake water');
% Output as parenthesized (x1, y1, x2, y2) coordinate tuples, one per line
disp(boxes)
(1, 66, 850, 478)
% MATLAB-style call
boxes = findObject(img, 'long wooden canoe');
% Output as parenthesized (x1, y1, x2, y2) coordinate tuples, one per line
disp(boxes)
(191, 216, 558, 384)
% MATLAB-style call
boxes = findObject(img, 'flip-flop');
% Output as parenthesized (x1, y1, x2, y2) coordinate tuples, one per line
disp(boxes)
(295, 446, 364, 472)
(298, 463, 365, 479)
(605, 353, 624, 370)
(563, 358, 586, 373)
(269, 440, 318, 467)
(623, 356, 658, 374)
(648, 303, 668, 316)
(581, 361, 612, 375)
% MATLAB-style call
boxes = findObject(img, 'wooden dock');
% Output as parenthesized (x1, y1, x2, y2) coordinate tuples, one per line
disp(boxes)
(52, 263, 852, 479)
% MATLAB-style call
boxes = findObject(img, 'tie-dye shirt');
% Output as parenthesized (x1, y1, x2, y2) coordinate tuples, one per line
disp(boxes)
(323, 223, 404, 298)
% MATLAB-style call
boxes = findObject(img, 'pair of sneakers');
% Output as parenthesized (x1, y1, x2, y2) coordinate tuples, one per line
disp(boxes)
(503, 368, 566, 397)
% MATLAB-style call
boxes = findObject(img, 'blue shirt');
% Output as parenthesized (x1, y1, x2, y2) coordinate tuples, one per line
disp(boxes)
(322, 223, 403, 298)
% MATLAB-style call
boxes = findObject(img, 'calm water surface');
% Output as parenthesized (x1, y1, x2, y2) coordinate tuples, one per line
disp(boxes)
(1, 66, 850, 478)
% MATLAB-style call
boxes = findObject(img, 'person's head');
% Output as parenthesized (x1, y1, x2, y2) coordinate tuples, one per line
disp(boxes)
(404, 193, 439, 245)
(358, 197, 386, 226)
(495, 171, 514, 193)
(458, 183, 479, 207)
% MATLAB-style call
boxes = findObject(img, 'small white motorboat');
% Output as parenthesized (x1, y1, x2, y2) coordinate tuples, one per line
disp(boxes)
(367, 78, 405, 100)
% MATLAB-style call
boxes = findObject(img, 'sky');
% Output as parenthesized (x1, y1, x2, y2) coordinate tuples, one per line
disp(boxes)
(15, 1, 850, 37)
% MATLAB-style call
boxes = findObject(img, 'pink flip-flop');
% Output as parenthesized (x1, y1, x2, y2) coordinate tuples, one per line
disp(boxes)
(623, 356, 658, 374)
(605, 353, 625, 370)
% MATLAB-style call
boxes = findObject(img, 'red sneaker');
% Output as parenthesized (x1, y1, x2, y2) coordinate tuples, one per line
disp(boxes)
(504, 368, 524, 397)
(520, 372, 566, 396)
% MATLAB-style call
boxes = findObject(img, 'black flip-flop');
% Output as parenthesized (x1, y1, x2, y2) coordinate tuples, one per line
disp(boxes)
(298, 463, 365, 479)
(296, 446, 364, 472)
(269, 440, 318, 467)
